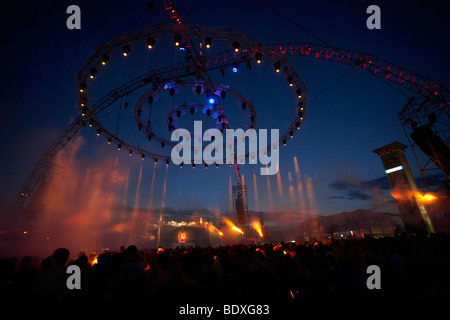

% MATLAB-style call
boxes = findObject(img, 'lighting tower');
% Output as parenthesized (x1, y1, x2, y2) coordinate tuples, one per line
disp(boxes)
(232, 153, 249, 237)
(373, 141, 435, 233)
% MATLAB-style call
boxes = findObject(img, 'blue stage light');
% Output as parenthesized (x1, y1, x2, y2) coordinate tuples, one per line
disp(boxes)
(232, 61, 240, 73)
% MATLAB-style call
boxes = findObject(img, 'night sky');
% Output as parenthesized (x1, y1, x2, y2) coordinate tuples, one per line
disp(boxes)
(0, 0, 449, 232)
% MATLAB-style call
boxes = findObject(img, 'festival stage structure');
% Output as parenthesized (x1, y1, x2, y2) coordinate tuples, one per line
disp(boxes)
(6, 1, 449, 244)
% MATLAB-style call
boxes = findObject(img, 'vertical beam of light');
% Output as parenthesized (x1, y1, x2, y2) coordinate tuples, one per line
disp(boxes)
(123, 168, 130, 207)
(294, 156, 306, 216)
(265, 164, 273, 208)
(293, 156, 300, 176)
(253, 172, 259, 209)
(134, 165, 143, 205)
(305, 176, 318, 216)
(130, 164, 143, 244)
(229, 174, 233, 213)
(146, 164, 157, 209)
(160, 164, 168, 211)
(276, 164, 283, 196)
(288, 171, 295, 197)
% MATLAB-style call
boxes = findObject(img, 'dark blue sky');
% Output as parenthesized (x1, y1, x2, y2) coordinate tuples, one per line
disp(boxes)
(0, 0, 449, 224)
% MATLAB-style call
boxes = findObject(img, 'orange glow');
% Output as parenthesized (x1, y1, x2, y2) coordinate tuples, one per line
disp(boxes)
(391, 190, 438, 204)
(224, 218, 244, 234)
(251, 220, 263, 237)
(207, 224, 224, 237)
(390, 191, 402, 201)
(415, 192, 437, 204)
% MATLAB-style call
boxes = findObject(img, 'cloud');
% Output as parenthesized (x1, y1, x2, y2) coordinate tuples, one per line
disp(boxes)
(328, 189, 373, 201)
(328, 175, 390, 201)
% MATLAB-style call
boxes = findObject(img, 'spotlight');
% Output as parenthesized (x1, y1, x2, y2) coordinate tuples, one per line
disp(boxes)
(101, 54, 109, 65)
(168, 116, 173, 124)
(273, 62, 281, 73)
(137, 109, 142, 116)
(298, 111, 304, 119)
(296, 88, 302, 98)
(81, 107, 88, 116)
(232, 41, 240, 52)
(161, 142, 165, 148)
(147, 134, 152, 141)
(122, 44, 131, 56)
(283, 139, 287, 146)
(80, 97, 87, 107)
(129, 149, 133, 156)
(190, 106, 195, 115)
(287, 76, 293, 86)
(204, 163, 208, 169)
(168, 124, 174, 132)
(148, 95, 153, 104)
(180, 162, 183, 168)
(118, 143, 122, 150)
(298, 101, 304, 109)
(89, 68, 97, 79)
(108, 137, 112, 144)
(195, 85, 202, 95)
(220, 91, 226, 99)
(166, 159, 170, 166)
(296, 121, 300, 129)
(255, 52, 263, 64)
(207, 94, 216, 105)
(206, 109, 211, 117)
(290, 130, 294, 138)
(174, 34, 181, 46)
(241, 102, 247, 110)
(89, 118, 94, 127)
(154, 158, 158, 164)
(96, 127, 101, 136)
(232, 61, 239, 73)
(169, 87, 176, 97)
(147, 37, 155, 49)
(138, 123, 143, 130)
(205, 37, 212, 49)
(141, 154, 145, 160)
(216, 163, 219, 168)
(79, 82, 87, 93)
(192, 163, 196, 169)
(176, 110, 182, 118)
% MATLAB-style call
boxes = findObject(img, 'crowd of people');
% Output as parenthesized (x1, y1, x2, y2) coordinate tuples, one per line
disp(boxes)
(1, 233, 450, 300)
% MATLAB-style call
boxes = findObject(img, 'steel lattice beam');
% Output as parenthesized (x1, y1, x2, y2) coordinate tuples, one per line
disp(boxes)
(266, 42, 450, 105)
(8, 117, 85, 222)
